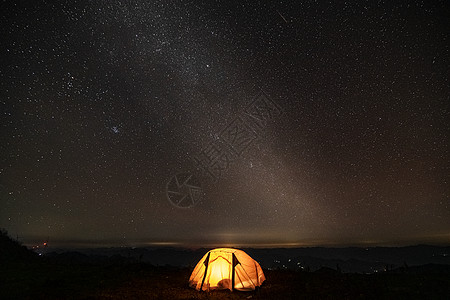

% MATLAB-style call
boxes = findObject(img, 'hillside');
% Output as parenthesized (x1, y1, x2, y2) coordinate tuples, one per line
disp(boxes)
(1, 232, 450, 299)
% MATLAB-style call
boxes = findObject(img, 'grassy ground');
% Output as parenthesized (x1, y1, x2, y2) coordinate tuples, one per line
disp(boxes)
(2, 260, 450, 300)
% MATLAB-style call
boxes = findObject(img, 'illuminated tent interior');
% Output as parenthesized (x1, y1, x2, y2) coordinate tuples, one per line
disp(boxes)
(189, 248, 266, 291)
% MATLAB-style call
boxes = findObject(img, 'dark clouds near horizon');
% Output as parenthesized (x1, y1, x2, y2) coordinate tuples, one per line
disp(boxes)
(0, 0, 448, 246)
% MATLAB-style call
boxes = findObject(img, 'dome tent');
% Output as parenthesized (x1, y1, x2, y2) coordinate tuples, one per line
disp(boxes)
(189, 248, 265, 291)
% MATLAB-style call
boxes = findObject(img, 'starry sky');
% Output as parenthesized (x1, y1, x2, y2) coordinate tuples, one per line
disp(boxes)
(1, 0, 449, 247)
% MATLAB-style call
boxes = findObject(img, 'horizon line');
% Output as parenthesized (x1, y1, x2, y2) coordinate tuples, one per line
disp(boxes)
(22, 239, 450, 249)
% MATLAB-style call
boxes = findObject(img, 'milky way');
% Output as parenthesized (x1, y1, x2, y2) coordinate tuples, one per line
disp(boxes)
(1, 1, 448, 247)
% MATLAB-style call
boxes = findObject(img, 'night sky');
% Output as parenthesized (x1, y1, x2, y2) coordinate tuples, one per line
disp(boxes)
(1, 0, 449, 247)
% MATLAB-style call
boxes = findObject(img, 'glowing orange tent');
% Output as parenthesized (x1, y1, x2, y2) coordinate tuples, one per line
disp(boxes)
(189, 248, 265, 291)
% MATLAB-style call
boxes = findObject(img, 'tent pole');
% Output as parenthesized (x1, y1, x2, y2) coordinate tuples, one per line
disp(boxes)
(232, 253, 239, 291)
(254, 261, 259, 286)
(199, 252, 210, 291)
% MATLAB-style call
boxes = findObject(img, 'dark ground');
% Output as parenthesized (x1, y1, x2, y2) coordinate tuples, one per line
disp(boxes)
(2, 260, 450, 299)
(1, 231, 450, 299)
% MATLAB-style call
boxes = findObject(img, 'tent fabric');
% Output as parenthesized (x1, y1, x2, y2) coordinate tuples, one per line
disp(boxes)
(189, 248, 266, 291)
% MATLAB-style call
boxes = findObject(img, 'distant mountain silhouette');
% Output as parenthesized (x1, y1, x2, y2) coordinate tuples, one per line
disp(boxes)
(41, 245, 450, 273)
(391, 263, 450, 274)
(45, 247, 205, 267)
(243, 245, 450, 273)
(314, 266, 341, 275)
